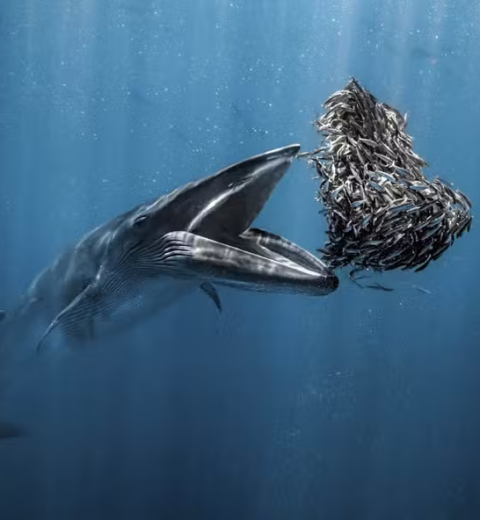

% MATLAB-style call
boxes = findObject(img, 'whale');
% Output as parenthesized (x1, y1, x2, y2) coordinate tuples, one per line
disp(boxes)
(0, 144, 338, 355)
(0, 144, 339, 437)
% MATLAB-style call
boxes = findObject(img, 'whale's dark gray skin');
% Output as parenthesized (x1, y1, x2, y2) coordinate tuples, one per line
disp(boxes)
(0, 421, 22, 439)
(1, 144, 338, 353)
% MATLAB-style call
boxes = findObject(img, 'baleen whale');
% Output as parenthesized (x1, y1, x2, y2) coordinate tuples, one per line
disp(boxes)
(0, 144, 338, 437)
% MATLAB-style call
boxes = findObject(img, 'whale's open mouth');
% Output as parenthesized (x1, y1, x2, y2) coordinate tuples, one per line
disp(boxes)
(141, 144, 339, 295)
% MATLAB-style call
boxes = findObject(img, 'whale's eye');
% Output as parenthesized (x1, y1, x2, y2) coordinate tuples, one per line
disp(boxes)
(133, 215, 148, 228)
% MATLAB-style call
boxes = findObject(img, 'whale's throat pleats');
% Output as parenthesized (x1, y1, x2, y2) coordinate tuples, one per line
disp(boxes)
(36, 268, 194, 351)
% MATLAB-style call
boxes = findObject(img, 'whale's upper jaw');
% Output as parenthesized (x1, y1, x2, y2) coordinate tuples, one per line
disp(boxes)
(134, 144, 302, 238)
(185, 144, 302, 238)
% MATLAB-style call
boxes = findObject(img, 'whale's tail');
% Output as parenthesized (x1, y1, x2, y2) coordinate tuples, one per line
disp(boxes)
(0, 421, 21, 439)
(0, 309, 25, 441)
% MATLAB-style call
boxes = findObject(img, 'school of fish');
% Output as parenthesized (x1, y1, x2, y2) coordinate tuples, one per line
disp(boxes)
(307, 78, 473, 274)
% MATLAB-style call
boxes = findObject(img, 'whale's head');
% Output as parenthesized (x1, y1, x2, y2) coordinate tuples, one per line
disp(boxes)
(113, 144, 339, 295)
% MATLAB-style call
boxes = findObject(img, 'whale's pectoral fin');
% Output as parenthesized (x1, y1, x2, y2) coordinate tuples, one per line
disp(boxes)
(36, 283, 99, 353)
(200, 283, 222, 312)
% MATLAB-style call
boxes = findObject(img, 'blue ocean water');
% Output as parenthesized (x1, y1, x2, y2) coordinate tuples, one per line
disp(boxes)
(1, 0, 479, 519)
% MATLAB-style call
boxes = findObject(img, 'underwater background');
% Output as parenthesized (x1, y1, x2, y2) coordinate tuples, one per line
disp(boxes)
(1, 0, 479, 519)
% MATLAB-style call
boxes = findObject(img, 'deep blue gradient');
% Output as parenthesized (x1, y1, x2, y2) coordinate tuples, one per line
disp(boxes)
(1, 1, 480, 519)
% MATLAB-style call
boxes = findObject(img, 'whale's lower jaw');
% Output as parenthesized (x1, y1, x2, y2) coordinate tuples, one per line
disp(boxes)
(123, 224, 336, 295)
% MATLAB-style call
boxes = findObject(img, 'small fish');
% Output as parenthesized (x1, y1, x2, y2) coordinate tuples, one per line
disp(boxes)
(411, 285, 432, 295)
(414, 220, 430, 232)
(382, 249, 403, 262)
(414, 255, 432, 272)
(419, 201, 438, 214)
(333, 209, 348, 221)
(364, 282, 394, 292)
(352, 200, 365, 208)
(369, 180, 385, 192)
(317, 248, 330, 255)
(430, 214, 445, 227)
(378, 171, 397, 183)
(351, 274, 371, 281)
(395, 166, 412, 178)
(297, 151, 314, 159)
(437, 177, 453, 187)
(349, 267, 365, 279)
(418, 243, 433, 257)
(390, 203, 416, 213)
(375, 152, 393, 164)
(359, 138, 377, 147)
(409, 184, 429, 191)
(456, 216, 472, 238)
(362, 215, 372, 226)
(343, 247, 360, 255)
(431, 242, 450, 261)
(406, 205, 421, 214)
(331, 185, 344, 200)
(423, 226, 440, 240)
(459, 192, 472, 209)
